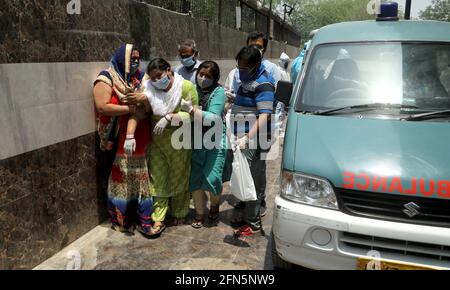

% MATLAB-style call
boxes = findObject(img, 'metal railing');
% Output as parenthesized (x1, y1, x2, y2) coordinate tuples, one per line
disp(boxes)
(140, 0, 301, 47)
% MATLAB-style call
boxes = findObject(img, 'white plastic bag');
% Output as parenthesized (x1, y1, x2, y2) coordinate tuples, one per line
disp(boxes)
(230, 148, 257, 202)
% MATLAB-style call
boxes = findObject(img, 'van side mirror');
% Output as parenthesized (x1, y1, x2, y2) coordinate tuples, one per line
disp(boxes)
(275, 81, 293, 107)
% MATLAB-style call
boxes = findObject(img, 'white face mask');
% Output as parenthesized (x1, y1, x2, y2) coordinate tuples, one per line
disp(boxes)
(197, 75, 214, 89)
(279, 60, 290, 70)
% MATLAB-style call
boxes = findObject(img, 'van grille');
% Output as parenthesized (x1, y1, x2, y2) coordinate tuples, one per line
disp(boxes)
(336, 188, 450, 228)
(340, 232, 450, 267)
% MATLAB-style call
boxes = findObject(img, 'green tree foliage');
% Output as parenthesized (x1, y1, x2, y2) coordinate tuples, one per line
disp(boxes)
(419, 0, 450, 22)
(268, 0, 376, 42)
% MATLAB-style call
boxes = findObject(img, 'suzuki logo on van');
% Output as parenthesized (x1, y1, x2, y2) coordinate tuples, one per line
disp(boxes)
(403, 202, 421, 218)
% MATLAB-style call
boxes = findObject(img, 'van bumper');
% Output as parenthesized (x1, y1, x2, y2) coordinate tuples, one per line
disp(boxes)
(273, 195, 450, 270)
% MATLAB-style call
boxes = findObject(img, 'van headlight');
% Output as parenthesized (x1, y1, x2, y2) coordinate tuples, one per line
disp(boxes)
(281, 171, 338, 209)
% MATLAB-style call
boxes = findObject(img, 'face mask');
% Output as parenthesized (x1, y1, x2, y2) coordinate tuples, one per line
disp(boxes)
(181, 55, 196, 68)
(130, 61, 140, 75)
(253, 45, 264, 56)
(279, 60, 289, 70)
(197, 75, 214, 89)
(151, 74, 171, 91)
(239, 67, 256, 82)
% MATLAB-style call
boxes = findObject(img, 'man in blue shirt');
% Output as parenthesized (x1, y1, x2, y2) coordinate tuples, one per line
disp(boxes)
(230, 45, 275, 237)
(230, 32, 281, 94)
(229, 32, 280, 216)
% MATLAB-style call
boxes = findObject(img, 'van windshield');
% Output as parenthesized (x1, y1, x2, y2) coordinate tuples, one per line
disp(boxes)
(295, 42, 450, 114)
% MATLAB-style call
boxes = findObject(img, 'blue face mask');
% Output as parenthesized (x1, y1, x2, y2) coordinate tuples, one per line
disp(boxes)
(181, 55, 196, 68)
(151, 74, 171, 91)
(239, 67, 257, 82)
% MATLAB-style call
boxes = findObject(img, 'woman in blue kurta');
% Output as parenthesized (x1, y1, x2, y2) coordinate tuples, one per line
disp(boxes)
(180, 61, 227, 228)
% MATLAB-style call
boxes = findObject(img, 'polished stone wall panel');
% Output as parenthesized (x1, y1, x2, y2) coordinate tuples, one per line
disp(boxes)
(0, 62, 106, 160)
(0, 116, 24, 169)
(0, 149, 40, 208)
(8, 0, 133, 63)
(0, 133, 105, 269)
(0, 1, 21, 63)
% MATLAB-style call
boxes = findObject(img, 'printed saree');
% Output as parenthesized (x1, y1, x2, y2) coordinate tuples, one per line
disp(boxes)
(94, 44, 153, 232)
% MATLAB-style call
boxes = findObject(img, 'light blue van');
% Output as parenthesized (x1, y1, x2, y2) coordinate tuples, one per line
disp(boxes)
(272, 3, 450, 270)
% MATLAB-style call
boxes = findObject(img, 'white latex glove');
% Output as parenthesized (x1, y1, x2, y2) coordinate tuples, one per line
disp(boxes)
(124, 135, 136, 156)
(232, 135, 249, 151)
(180, 99, 194, 113)
(153, 116, 171, 136)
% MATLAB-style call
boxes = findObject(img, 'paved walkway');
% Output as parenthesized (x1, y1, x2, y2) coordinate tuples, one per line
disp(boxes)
(35, 140, 283, 270)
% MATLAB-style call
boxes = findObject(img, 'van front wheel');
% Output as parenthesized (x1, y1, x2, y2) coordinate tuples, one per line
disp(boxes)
(271, 232, 293, 270)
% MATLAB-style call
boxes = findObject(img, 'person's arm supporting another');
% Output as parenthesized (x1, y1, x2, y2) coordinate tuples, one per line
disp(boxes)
(124, 93, 152, 155)
(169, 81, 199, 124)
(236, 81, 274, 149)
(181, 87, 225, 125)
(94, 82, 134, 117)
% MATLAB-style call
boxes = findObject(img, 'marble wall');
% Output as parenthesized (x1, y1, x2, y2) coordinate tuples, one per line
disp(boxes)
(0, 62, 106, 160)
(0, 133, 110, 269)
(0, 0, 300, 269)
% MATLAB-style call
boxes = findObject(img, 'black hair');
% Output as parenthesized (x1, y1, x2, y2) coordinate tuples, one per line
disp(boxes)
(147, 58, 171, 74)
(196, 61, 221, 85)
(235, 46, 263, 67)
(246, 31, 269, 50)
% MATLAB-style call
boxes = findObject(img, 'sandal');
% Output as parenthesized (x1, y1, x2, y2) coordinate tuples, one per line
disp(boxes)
(136, 224, 154, 238)
(208, 206, 220, 222)
(191, 217, 205, 229)
(148, 223, 166, 237)
(172, 218, 185, 226)
(112, 224, 135, 235)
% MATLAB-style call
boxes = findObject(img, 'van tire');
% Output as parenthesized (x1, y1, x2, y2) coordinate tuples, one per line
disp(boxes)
(271, 232, 294, 270)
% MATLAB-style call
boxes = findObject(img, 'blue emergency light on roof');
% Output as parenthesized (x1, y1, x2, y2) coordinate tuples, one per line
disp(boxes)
(377, 1, 399, 21)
